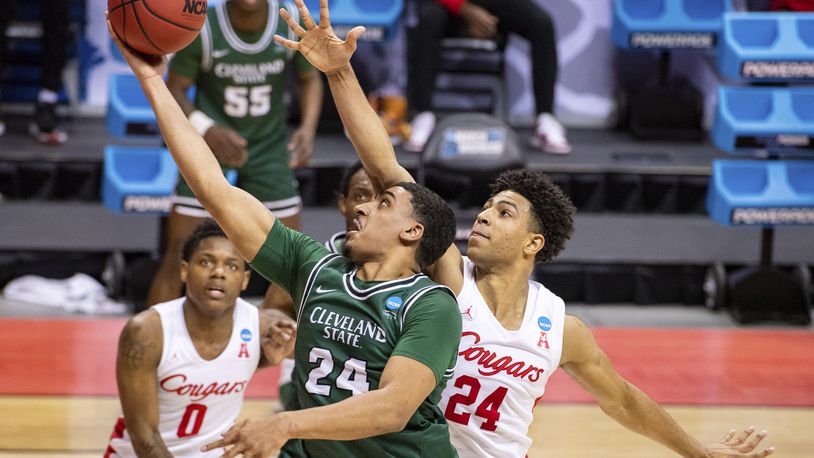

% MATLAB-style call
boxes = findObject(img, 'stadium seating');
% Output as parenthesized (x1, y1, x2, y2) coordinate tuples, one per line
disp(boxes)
(612, 0, 730, 51)
(106, 74, 161, 139)
(718, 12, 814, 82)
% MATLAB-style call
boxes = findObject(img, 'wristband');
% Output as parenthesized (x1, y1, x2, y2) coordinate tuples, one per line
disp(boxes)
(188, 110, 215, 136)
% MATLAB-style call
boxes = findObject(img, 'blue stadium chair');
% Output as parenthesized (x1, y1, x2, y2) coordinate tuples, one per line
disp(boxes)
(718, 13, 814, 82)
(612, 0, 730, 50)
(103, 145, 238, 214)
(712, 86, 814, 156)
(302, 0, 402, 42)
(107, 74, 161, 138)
(707, 159, 814, 227)
(102, 146, 179, 214)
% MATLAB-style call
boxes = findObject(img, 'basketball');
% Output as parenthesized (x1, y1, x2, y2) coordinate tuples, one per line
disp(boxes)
(107, 0, 208, 56)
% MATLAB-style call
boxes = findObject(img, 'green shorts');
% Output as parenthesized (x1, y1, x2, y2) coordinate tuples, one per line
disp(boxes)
(173, 141, 301, 217)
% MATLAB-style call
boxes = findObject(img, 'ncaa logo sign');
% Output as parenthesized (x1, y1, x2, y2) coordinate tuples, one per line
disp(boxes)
(385, 296, 403, 311)
(240, 328, 252, 342)
(537, 316, 552, 332)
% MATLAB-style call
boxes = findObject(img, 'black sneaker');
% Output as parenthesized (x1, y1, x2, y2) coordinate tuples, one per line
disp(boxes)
(29, 102, 68, 145)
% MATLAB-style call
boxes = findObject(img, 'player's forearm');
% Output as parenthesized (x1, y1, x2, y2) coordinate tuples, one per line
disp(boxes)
(326, 65, 412, 190)
(277, 388, 409, 440)
(132, 429, 173, 458)
(297, 71, 323, 133)
(139, 76, 230, 204)
(603, 382, 709, 458)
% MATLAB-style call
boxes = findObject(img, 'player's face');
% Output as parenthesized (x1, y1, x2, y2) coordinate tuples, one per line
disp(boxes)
(338, 169, 375, 231)
(344, 185, 419, 263)
(467, 190, 542, 267)
(181, 237, 250, 316)
(229, 0, 267, 14)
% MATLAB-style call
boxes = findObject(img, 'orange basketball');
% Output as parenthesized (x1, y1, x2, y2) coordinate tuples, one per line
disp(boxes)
(108, 0, 207, 56)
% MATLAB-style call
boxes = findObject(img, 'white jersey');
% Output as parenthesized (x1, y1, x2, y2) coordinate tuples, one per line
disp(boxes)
(439, 257, 565, 458)
(108, 297, 261, 458)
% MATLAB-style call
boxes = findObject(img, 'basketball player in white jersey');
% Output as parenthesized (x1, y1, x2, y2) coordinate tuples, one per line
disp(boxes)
(275, 1, 775, 456)
(106, 220, 296, 457)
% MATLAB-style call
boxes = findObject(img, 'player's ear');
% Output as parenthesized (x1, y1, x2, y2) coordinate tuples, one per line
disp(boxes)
(400, 222, 424, 243)
(241, 270, 251, 291)
(180, 260, 189, 283)
(524, 233, 545, 259)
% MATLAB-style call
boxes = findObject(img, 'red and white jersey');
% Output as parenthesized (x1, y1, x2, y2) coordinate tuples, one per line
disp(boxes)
(440, 257, 565, 457)
(107, 297, 260, 457)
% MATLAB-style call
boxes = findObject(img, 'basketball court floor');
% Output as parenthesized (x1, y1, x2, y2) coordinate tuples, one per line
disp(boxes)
(1, 303, 811, 457)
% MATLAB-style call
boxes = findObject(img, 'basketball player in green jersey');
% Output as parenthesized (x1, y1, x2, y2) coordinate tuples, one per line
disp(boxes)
(108, 14, 462, 458)
(146, 0, 324, 309)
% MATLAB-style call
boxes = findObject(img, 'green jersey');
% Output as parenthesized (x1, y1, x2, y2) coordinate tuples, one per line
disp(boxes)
(171, 0, 311, 148)
(252, 220, 461, 457)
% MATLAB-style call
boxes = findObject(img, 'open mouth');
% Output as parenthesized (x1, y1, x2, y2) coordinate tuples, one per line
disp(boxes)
(205, 285, 226, 299)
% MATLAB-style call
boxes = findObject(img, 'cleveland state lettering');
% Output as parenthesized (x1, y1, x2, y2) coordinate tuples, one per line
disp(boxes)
(458, 331, 546, 382)
(309, 306, 387, 348)
(160, 374, 248, 401)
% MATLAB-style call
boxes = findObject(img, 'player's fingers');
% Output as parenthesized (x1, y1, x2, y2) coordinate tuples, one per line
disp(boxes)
(753, 446, 776, 457)
(720, 429, 737, 443)
(738, 431, 768, 453)
(202, 437, 231, 452)
(319, 0, 330, 28)
(279, 8, 306, 37)
(221, 444, 245, 458)
(731, 426, 756, 446)
(274, 34, 300, 51)
(345, 26, 366, 51)
(294, 0, 316, 29)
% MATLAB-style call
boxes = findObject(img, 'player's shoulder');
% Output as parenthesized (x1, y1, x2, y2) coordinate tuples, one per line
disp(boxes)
(119, 308, 164, 362)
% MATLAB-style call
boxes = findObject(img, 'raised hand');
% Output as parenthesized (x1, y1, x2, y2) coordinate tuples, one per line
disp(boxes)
(105, 14, 167, 82)
(273, 0, 365, 75)
(705, 427, 775, 457)
(261, 312, 297, 366)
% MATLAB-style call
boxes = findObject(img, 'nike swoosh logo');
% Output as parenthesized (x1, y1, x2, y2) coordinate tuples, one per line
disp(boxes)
(212, 49, 230, 58)
(316, 286, 336, 294)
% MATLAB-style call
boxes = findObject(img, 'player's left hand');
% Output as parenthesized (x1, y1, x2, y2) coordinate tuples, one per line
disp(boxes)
(261, 313, 297, 365)
(273, 0, 365, 75)
(202, 416, 289, 458)
(704, 426, 775, 457)
(288, 127, 315, 168)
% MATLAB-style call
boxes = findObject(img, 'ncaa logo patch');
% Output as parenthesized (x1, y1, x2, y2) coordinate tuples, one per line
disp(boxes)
(537, 316, 552, 332)
(240, 328, 252, 342)
(385, 296, 403, 311)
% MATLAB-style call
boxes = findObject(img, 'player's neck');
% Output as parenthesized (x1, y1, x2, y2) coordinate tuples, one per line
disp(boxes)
(474, 263, 531, 330)
(183, 301, 235, 359)
(227, 2, 269, 33)
(356, 257, 420, 282)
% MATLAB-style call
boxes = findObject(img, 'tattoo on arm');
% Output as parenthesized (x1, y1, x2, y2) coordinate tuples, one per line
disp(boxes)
(134, 430, 172, 458)
(119, 322, 154, 370)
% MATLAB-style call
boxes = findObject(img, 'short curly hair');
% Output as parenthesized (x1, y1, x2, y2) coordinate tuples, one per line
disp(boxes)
(489, 170, 575, 264)
(181, 219, 247, 268)
(396, 182, 456, 269)
(337, 161, 365, 197)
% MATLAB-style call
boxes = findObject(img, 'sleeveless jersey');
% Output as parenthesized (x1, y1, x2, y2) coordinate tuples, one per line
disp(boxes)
(324, 230, 347, 255)
(251, 220, 462, 457)
(439, 257, 565, 458)
(107, 297, 260, 457)
(171, 0, 310, 148)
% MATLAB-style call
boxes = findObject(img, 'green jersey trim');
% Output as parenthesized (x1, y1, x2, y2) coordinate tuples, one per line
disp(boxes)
(341, 268, 426, 300)
(216, 0, 278, 54)
(324, 231, 346, 255)
(295, 253, 342, 324)
(200, 20, 213, 71)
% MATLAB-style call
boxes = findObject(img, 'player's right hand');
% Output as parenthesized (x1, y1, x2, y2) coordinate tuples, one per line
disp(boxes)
(203, 125, 249, 168)
(460, 2, 499, 39)
(105, 14, 167, 82)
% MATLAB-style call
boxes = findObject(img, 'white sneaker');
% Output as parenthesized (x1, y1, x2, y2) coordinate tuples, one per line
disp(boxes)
(530, 113, 571, 154)
(404, 111, 436, 153)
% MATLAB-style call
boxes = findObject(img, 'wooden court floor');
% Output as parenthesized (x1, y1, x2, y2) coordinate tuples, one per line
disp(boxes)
(1, 318, 812, 456)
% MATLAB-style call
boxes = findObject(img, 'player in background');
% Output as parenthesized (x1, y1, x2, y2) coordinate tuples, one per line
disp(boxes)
(108, 12, 462, 458)
(277, 161, 375, 412)
(274, 1, 776, 457)
(106, 219, 296, 457)
(146, 0, 324, 311)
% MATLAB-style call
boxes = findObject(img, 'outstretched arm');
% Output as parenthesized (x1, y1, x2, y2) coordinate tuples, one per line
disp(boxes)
(560, 315, 774, 458)
(107, 20, 273, 263)
(274, 0, 411, 192)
